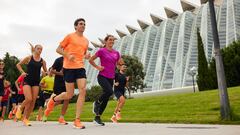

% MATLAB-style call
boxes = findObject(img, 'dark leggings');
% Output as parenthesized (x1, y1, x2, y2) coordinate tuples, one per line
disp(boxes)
(97, 75, 113, 115)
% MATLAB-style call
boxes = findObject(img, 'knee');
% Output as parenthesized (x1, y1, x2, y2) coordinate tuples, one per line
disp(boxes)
(25, 97, 33, 103)
(107, 90, 113, 97)
(65, 92, 73, 100)
(79, 88, 86, 97)
(119, 96, 125, 103)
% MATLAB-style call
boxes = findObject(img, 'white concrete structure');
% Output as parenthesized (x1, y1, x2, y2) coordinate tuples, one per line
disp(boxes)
(86, 0, 240, 91)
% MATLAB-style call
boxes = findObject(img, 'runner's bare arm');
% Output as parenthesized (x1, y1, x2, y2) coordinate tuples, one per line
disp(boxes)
(89, 54, 104, 71)
(42, 60, 47, 73)
(16, 56, 31, 76)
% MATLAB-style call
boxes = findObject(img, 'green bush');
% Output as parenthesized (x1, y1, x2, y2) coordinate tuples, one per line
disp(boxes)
(70, 94, 78, 103)
(69, 85, 115, 103)
(85, 85, 103, 102)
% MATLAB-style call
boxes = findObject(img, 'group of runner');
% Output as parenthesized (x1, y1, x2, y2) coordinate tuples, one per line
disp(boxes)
(0, 18, 129, 129)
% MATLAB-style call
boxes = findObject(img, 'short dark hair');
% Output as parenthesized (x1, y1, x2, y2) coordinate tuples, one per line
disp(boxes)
(104, 35, 115, 42)
(74, 18, 85, 27)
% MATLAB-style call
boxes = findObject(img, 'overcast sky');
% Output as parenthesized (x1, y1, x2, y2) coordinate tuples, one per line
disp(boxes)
(0, 0, 200, 67)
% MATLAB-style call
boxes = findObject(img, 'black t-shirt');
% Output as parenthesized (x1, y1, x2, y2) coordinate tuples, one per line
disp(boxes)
(0, 71, 4, 92)
(52, 57, 65, 88)
(114, 72, 127, 91)
(11, 84, 18, 98)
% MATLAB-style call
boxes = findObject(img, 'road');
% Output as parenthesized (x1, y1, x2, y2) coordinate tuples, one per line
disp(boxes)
(1, 120, 240, 135)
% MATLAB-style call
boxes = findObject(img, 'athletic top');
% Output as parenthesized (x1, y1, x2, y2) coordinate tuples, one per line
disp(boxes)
(52, 57, 65, 88)
(2, 86, 10, 101)
(11, 84, 18, 98)
(40, 75, 54, 91)
(0, 71, 4, 93)
(96, 48, 120, 79)
(114, 72, 127, 91)
(16, 75, 24, 94)
(25, 56, 43, 83)
(60, 32, 89, 69)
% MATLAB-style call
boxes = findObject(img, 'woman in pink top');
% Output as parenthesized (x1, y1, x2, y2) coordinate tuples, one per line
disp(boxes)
(89, 35, 122, 126)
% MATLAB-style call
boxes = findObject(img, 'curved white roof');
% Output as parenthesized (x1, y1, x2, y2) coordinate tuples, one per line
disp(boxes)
(164, 7, 180, 18)
(200, 0, 208, 4)
(150, 13, 164, 25)
(181, 0, 199, 11)
(116, 29, 127, 38)
(137, 19, 151, 30)
(90, 41, 103, 48)
(126, 25, 139, 34)
(98, 38, 104, 44)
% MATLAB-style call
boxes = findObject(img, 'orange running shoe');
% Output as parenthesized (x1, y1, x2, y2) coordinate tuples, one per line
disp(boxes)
(13, 117, 18, 122)
(8, 111, 13, 119)
(23, 118, 31, 126)
(36, 115, 42, 121)
(0, 117, 4, 122)
(73, 119, 85, 129)
(13, 107, 17, 114)
(44, 95, 55, 116)
(58, 117, 68, 125)
(16, 107, 22, 119)
(111, 115, 118, 123)
(116, 112, 121, 120)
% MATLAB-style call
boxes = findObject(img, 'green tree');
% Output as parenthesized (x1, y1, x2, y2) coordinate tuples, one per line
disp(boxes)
(208, 58, 218, 89)
(196, 30, 212, 91)
(208, 40, 240, 88)
(221, 41, 240, 86)
(121, 55, 145, 96)
(3, 52, 21, 85)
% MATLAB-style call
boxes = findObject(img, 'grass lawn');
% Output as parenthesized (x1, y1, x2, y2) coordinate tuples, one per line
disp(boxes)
(32, 86, 240, 124)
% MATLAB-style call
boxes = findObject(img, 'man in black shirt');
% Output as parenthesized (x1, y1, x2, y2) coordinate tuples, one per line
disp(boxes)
(43, 57, 69, 125)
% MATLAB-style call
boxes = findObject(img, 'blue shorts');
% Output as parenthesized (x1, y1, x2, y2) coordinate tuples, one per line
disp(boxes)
(0, 90, 4, 96)
(63, 68, 86, 83)
(11, 97, 17, 103)
(1, 101, 8, 107)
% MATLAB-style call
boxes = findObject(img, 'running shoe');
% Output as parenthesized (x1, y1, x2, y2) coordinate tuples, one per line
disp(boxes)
(111, 115, 118, 123)
(73, 119, 85, 129)
(16, 107, 22, 119)
(45, 94, 55, 116)
(93, 116, 105, 126)
(42, 115, 48, 122)
(0, 117, 4, 122)
(8, 111, 13, 119)
(58, 117, 68, 125)
(23, 118, 31, 126)
(36, 115, 42, 121)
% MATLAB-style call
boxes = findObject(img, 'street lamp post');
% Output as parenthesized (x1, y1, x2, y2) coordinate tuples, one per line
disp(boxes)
(208, 0, 231, 120)
(189, 66, 197, 93)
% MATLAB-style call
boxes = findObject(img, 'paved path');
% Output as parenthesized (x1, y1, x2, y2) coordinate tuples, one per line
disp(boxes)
(1, 120, 240, 135)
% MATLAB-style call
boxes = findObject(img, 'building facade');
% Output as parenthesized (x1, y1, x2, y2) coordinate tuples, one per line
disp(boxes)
(86, 0, 240, 91)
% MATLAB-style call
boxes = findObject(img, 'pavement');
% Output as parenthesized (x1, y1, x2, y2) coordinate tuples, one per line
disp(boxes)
(1, 120, 240, 135)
